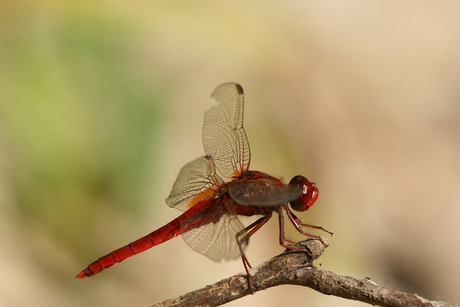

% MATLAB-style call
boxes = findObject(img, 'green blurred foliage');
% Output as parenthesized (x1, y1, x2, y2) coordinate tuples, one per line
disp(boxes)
(0, 1, 166, 253)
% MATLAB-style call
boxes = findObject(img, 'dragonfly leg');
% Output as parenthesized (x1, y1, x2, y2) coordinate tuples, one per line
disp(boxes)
(277, 207, 306, 251)
(244, 213, 273, 239)
(236, 214, 272, 293)
(277, 207, 329, 253)
(285, 207, 333, 237)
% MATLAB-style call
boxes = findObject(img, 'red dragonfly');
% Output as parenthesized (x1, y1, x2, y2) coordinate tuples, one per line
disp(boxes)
(76, 83, 330, 286)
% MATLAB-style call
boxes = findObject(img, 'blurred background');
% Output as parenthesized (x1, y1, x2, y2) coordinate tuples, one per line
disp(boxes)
(1, 1, 460, 306)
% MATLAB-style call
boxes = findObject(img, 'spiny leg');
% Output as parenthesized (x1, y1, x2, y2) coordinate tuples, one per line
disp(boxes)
(276, 207, 311, 251)
(285, 205, 333, 237)
(235, 213, 272, 293)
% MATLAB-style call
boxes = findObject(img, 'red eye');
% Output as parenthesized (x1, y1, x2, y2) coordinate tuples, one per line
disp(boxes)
(289, 175, 319, 212)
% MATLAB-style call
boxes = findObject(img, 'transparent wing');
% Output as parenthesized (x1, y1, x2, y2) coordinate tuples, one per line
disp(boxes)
(182, 205, 247, 262)
(166, 156, 224, 211)
(229, 180, 303, 206)
(202, 83, 251, 179)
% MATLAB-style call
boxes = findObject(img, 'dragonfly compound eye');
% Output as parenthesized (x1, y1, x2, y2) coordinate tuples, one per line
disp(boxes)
(289, 175, 319, 212)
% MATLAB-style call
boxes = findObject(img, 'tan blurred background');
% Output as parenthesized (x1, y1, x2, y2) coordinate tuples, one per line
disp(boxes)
(1, 1, 460, 306)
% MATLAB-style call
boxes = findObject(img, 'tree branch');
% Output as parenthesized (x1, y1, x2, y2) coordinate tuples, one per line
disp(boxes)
(152, 238, 453, 307)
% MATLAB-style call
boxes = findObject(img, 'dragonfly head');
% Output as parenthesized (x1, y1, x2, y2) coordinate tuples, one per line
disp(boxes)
(289, 175, 318, 212)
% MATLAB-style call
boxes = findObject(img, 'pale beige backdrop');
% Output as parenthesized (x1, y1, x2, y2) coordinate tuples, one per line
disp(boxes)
(1, 1, 459, 306)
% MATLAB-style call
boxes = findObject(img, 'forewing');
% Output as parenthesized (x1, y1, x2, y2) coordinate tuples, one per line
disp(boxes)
(166, 156, 224, 211)
(182, 206, 247, 262)
(229, 181, 303, 206)
(202, 83, 251, 179)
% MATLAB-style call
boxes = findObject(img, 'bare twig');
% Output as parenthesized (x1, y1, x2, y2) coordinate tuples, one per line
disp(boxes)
(152, 238, 453, 307)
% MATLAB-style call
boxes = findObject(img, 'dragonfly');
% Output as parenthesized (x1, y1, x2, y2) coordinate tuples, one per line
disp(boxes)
(76, 83, 331, 288)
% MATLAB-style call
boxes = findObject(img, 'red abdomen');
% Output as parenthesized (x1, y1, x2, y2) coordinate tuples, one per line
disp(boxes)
(76, 201, 211, 278)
